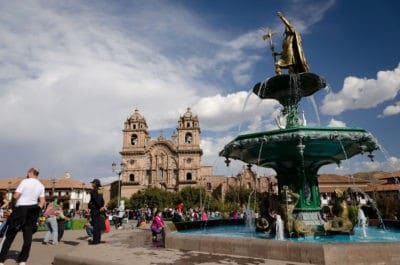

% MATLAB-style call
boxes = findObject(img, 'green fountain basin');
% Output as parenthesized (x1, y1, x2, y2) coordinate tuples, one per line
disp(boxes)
(220, 126, 379, 219)
(220, 126, 378, 171)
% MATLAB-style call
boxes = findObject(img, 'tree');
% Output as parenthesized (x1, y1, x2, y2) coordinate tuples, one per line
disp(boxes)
(224, 186, 253, 207)
(129, 187, 177, 210)
(178, 186, 210, 210)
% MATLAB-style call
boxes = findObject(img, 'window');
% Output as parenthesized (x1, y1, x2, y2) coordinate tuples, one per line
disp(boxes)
(158, 167, 163, 180)
(129, 174, 135, 182)
(133, 124, 137, 129)
(206, 182, 212, 190)
(185, 133, 192, 143)
(131, 134, 138, 145)
(187, 122, 191, 127)
(186, 172, 192, 181)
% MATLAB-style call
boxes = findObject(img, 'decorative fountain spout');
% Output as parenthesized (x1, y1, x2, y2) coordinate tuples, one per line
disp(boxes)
(219, 12, 379, 237)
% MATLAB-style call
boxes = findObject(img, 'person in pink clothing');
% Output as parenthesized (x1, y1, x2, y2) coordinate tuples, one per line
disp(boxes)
(150, 210, 165, 242)
(201, 210, 208, 221)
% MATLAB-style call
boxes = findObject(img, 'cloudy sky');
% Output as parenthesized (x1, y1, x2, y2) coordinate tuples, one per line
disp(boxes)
(1, 0, 399, 183)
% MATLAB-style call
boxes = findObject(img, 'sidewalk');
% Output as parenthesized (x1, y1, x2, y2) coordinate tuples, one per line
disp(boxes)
(0, 227, 313, 265)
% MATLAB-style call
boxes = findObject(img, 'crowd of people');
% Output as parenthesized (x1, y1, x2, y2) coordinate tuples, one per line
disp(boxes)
(0, 167, 255, 264)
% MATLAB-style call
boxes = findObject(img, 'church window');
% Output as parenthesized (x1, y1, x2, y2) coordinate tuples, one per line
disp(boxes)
(129, 174, 135, 182)
(206, 182, 212, 190)
(185, 133, 192, 143)
(187, 122, 190, 127)
(133, 124, 136, 129)
(158, 167, 163, 180)
(186, 172, 192, 181)
(131, 134, 138, 145)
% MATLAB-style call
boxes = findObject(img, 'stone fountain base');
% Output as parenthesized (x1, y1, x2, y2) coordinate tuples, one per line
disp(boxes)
(293, 211, 325, 226)
(166, 222, 400, 264)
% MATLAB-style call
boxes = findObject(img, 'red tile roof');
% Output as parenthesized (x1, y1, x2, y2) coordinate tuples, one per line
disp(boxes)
(0, 177, 91, 190)
(318, 174, 370, 184)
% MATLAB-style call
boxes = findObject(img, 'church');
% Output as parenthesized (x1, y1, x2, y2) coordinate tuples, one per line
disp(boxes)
(114, 108, 207, 199)
(103, 108, 277, 204)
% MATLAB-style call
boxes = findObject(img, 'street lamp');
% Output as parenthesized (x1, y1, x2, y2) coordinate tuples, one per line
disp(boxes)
(7, 181, 11, 201)
(112, 162, 125, 209)
(52, 178, 56, 197)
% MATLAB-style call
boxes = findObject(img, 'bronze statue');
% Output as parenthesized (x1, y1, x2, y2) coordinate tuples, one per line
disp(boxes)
(323, 189, 353, 234)
(264, 12, 310, 75)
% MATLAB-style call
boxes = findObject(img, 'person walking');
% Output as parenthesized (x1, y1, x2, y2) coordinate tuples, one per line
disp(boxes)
(56, 201, 69, 243)
(0, 167, 45, 265)
(88, 179, 104, 245)
(42, 197, 59, 245)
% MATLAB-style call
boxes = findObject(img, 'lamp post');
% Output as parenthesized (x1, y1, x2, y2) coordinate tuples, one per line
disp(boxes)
(52, 178, 56, 197)
(112, 162, 125, 209)
(7, 181, 11, 201)
(81, 183, 85, 209)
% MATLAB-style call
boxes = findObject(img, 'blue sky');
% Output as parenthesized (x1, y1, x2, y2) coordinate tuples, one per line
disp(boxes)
(0, 0, 399, 183)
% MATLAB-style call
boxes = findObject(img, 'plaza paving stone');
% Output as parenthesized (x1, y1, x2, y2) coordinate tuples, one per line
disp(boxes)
(0, 227, 313, 265)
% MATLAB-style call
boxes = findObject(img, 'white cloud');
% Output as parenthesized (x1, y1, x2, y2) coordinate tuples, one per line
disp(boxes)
(192, 91, 279, 131)
(321, 64, 400, 115)
(0, 1, 336, 179)
(362, 156, 400, 172)
(327, 118, 346, 127)
(381, 101, 400, 117)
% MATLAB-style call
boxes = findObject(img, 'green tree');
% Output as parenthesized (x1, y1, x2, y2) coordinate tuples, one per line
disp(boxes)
(129, 187, 177, 210)
(224, 186, 253, 207)
(178, 186, 210, 210)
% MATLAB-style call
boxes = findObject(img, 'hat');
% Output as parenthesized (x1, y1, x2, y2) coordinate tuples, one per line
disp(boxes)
(90, 178, 102, 187)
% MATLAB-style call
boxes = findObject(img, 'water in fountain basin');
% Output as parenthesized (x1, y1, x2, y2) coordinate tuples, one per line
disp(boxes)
(275, 215, 284, 240)
(358, 208, 368, 238)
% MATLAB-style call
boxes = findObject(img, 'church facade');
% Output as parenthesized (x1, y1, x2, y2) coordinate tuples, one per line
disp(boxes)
(105, 108, 278, 204)
(116, 108, 207, 198)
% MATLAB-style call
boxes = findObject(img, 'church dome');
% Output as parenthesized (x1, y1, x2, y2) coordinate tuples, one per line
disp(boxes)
(125, 109, 148, 131)
(129, 109, 146, 122)
(181, 107, 198, 121)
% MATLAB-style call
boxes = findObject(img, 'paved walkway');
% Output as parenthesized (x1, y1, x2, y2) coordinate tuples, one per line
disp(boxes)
(0, 228, 312, 265)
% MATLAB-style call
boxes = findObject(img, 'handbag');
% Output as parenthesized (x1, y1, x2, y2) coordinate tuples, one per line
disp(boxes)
(104, 218, 111, 233)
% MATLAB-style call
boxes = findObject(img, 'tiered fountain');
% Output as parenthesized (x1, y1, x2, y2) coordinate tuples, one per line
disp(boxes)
(220, 12, 379, 236)
(167, 13, 400, 264)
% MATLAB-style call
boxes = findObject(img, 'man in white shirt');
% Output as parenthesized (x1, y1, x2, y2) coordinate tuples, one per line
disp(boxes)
(0, 167, 45, 265)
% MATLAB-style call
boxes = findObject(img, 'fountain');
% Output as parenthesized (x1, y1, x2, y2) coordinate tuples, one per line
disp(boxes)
(219, 11, 379, 237)
(167, 12, 400, 264)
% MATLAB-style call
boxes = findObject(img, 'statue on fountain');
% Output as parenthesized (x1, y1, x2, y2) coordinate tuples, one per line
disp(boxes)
(275, 12, 309, 75)
(323, 189, 353, 234)
(263, 12, 309, 75)
(280, 186, 312, 236)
